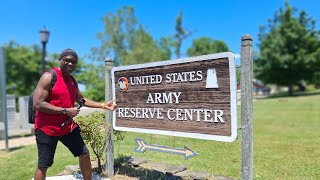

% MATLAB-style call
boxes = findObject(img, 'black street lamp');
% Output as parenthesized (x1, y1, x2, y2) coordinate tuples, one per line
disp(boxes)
(39, 27, 50, 74)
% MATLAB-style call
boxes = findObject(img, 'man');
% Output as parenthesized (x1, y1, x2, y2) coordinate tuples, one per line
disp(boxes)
(33, 48, 117, 180)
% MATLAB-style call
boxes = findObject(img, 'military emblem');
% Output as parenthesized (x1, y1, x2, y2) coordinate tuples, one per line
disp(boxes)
(118, 77, 129, 92)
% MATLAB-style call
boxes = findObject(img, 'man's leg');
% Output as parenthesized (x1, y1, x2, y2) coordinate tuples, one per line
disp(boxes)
(34, 128, 57, 180)
(60, 127, 92, 180)
(79, 153, 92, 180)
(34, 166, 47, 180)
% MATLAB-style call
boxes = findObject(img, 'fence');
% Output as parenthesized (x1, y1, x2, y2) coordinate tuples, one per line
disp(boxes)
(19, 96, 33, 129)
(6, 95, 15, 129)
(0, 95, 32, 138)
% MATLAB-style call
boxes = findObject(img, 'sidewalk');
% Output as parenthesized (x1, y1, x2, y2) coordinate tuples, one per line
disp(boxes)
(0, 107, 102, 150)
(0, 134, 35, 150)
(0, 129, 36, 150)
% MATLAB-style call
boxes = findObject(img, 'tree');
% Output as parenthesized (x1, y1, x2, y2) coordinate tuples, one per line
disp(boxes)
(159, 37, 173, 60)
(75, 111, 125, 173)
(77, 64, 105, 101)
(187, 37, 229, 56)
(255, 2, 320, 95)
(90, 6, 169, 66)
(173, 11, 194, 58)
(4, 41, 84, 97)
(4, 41, 56, 96)
(84, 6, 170, 100)
(123, 26, 170, 65)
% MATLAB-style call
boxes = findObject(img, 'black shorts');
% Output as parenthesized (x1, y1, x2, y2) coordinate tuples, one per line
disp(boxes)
(35, 127, 89, 168)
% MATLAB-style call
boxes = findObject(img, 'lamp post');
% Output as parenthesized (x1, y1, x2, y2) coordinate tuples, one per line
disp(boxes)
(39, 27, 50, 74)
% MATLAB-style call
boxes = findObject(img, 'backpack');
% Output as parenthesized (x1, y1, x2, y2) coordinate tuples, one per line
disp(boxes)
(28, 69, 78, 124)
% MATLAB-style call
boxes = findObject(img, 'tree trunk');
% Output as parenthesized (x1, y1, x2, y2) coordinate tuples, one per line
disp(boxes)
(97, 157, 102, 173)
(93, 149, 102, 173)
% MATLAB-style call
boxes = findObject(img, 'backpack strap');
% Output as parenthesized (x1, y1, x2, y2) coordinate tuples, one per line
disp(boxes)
(70, 75, 78, 89)
(49, 69, 57, 92)
(70, 75, 79, 99)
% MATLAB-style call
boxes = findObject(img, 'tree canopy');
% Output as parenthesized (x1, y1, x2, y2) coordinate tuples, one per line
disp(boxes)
(3, 6, 232, 101)
(4, 41, 55, 96)
(3, 41, 85, 97)
(255, 2, 320, 95)
(83, 6, 171, 101)
(90, 6, 170, 66)
(173, 11, 192, 58)
(187, 37, 229, 56)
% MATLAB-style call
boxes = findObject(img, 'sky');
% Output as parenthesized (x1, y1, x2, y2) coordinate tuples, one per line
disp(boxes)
(0, 0, 319, 63)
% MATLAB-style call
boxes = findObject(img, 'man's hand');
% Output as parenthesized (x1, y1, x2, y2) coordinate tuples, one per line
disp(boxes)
(102, 100, 117, 111)
(66, 107, 80, 117)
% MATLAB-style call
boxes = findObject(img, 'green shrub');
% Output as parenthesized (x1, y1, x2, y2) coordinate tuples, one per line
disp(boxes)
(75, 111, 125, 172)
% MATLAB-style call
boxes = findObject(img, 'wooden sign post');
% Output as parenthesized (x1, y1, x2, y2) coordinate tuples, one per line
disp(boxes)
(112, 52, 237, 142)
(104, 58, 114, 177)
(241, 34, 253, 180)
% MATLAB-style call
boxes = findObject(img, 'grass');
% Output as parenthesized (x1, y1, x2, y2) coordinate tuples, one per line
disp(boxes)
(0, 144, 78, 180)
(252, 94, 320, 179)
(0, 93, 319, 179)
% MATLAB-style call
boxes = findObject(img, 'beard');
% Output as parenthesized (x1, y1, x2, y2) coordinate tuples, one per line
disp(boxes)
(63, 65, 75, 74)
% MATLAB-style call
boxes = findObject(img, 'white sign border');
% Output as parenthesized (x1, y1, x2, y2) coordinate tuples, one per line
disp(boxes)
(112, 52, 238, 142)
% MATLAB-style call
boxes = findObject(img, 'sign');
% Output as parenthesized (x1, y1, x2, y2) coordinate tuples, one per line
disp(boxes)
(135, 138, 198, 159)
(112, 52, 237, 142)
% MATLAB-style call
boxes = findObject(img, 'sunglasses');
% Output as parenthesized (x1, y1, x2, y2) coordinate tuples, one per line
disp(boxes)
(63, 58, 78, 65)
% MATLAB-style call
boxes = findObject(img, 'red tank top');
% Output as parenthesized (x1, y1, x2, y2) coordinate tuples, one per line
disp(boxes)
(34, 68, 78, 136)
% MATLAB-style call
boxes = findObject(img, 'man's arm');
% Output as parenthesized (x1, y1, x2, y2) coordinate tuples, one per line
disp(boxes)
(33, 72, 62, 114)
(75, 89, 117, 111)
(33, 72, 79, 117)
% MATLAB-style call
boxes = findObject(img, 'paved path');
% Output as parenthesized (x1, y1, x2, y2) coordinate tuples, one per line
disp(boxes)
(0, 108, 103, 150)
(0, 135, 36, 150)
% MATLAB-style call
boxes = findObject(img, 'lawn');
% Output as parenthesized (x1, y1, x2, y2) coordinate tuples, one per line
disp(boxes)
(0, 93, 319, 179)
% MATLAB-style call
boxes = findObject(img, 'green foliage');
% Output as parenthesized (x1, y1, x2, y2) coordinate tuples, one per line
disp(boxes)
(187, 37, 229, 56)
(77, 64, 105, 101)
(158, 37, 173, 60)
(173, 11, 186, 59)
(255, 2, 320, 95)
(124, 27, 169, 65)
(75, 111, 107, 172)
(173, 11, 194, 58)
(3, 41, 85, 96)
(84, 6, 171, 99)
(4, 41, 55, 95)
(75, 111, 125, 172)
(90, 6, 169, 66)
